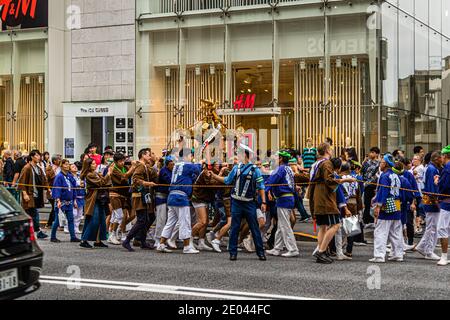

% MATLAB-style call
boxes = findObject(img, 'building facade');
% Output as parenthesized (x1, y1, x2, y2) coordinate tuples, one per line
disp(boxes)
(135, 0, 450, 158)
(63, 0, 136, 159)
(0, 0, 136, 160)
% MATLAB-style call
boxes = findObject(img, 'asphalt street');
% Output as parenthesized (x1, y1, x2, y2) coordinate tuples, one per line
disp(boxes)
(19, 229, 450, 300)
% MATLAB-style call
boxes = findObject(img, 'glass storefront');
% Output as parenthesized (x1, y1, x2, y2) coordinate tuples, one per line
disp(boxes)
(381, 0, 450, 156)
(0, 40, 46, 152)
(0, 0, 49, 153)
(136, 0, 450, 158)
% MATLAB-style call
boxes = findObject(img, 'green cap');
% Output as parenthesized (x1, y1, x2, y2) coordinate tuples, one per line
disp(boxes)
(262, 161, 270, 166)
(442, 145, 450, 155)
(277, 150, 291, 158)
(289, 158, 298, 164)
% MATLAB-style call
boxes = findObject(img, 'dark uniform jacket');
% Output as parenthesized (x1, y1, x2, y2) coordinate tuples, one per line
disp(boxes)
(131, 162, 158, 213)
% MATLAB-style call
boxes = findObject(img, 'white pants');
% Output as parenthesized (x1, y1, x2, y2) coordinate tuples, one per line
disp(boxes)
(155, 203, 168, 242)
(274, 208, 298, 253)
(73, 206, 84, 232)
(416, 211, 440, 255)
(335, 225, 344, 256)
(437, 209, 450, 239)
(110, 208, 123, 225)
(161, 206, 192, 241)
(170, 222, 180, 241)
(374, 219, 403, 259)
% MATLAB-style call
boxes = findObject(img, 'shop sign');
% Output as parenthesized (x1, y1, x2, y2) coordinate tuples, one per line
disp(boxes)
(80, 107, 110, 114)
(1, 0, 48, 30)
(233, 94, 256, 111)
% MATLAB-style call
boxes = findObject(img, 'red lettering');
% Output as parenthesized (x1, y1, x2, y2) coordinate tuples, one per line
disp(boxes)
(0, 0, 37, 22)
(0, 0, 13, 21)
(21, 0, 36, 18)
(244, 93, 256, 111)
(234, 94, 256, 111)
(15, 0, 20, 18)
(233, 94, 245, 111)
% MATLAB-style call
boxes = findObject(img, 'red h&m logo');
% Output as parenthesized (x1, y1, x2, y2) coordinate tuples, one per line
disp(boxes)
(233, 94, 256, 111)
(0, 0, 37, 22)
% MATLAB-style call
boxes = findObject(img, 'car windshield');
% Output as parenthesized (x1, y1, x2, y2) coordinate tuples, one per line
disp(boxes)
(0, 186, 24, 216)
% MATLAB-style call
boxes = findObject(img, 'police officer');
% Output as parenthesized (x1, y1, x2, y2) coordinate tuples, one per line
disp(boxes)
(211, 144, 267, 261)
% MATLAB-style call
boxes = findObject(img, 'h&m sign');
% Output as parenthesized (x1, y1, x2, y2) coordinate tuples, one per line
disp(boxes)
(0, 0, 48, 30)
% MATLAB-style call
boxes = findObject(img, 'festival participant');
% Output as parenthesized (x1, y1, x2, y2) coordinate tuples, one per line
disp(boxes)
(45, 154, 61, 229)
(153, 156, 174, 248)
(398, 157, 420, 250)
(18, 150, 49, 239)
(413, 151, 443, 260)
(191, 163, 217, 251)
(211, 144, 267, 261)
(361, 147, 380, 225)
(158, 148, 202, 254)
(79, 158, 113, 249)
(208, 163, 232, 253)
(307, 143, 344, 264)
(265, 151, 299, 258)
(50, 159, 80, 243)
(108, 153, 135, 245)
(70, 163, 84, 234)
(289, 157, 310, 222)
(436, 146, 450, 266)
(122, 148, 158, 252)
(396, 162, 415, 254)
(340, 162, 363, 259)
(369, 154, 403, 263)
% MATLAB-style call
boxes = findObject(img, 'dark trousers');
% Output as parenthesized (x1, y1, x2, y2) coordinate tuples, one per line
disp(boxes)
(346, 236, 355, 254)
(267, 204, 278, 249)
(229, 201, 264, 257)
(296, 196, 310, 220)
(126, 209, 156, 244)
(26, 208, 40, 232)
(353, 222, 365, 243)
(46, 199, 56, 227)
(406, 209, 415, 245)
(363, 184, 376, 224)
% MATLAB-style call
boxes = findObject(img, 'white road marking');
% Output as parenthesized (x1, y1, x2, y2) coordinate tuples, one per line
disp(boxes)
(40, 276, 323, 300)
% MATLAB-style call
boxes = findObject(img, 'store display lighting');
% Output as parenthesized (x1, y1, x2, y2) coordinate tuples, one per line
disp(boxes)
(352, 57, 358, 67)
(300, 60, 306, 70)
(195, 65, 201, 76)
(336, 58, 342, 68)
(165, 68, 171, 77)
(38, 75, 44, 84)
(25, 76, 31, 85)
(319, 59, 324, 69)
(209, 65, 215, 75)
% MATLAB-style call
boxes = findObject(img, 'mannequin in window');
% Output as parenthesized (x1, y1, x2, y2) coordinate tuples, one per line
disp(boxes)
(302, 138, 317, 170)
(345, 137, 359, 162)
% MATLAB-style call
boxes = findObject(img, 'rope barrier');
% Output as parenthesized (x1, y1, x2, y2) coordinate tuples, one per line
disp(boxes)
(3, 178, 450, 198)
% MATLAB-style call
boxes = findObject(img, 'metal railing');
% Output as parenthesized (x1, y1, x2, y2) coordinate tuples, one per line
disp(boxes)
(150, 0, 302, 14)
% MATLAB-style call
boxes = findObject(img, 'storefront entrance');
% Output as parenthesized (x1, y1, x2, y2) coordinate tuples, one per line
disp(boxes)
(63, 102, 135, 161)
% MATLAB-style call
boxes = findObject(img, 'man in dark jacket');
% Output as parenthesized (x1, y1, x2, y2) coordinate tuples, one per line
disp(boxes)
(2, 150, 15, 185)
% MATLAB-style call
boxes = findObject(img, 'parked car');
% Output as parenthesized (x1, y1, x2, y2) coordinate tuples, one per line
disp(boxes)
(0, 186, 43, 300)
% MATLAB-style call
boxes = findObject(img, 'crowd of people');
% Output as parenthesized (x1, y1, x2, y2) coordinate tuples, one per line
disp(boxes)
(1, 140, 449, 265)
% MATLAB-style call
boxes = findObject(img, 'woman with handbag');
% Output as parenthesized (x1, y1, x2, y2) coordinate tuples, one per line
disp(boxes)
(340, 163, 364, 259)
(79, 157, 113, 249)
